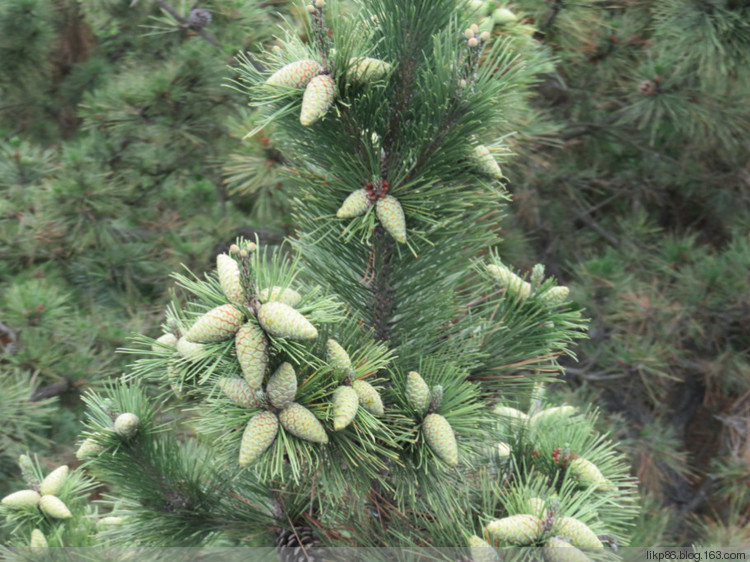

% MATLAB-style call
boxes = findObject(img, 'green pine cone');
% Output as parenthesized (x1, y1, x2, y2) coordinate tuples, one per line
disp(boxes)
(39, 465, 68, 496)
(539, 286, 570, 305)
(152, 333, 178, 352)
(493, 405, 529, 420)
(217, 254, 244, 306)
(76, 436, 104, 460)
(239, 411, 279, 466)
(235, 322, 269, 389)
(30, 529, 48, 548)
(217, 377, 263, 408)
(279, 403, 328, 444)
(543, 537, 591, 562)
(486, 514, 543, 546)
(497, 442, 511, 458)
(528, 497, 548, 519)
(422, 413, 458, 467)
(468, 535, 501, 562)
(266, 59, 323, 88)
(326, 339, 352, 371)
(114, 413, 140, 439)
(553, 517, 603, 551)
(486, 264, 530, 297)
(300, 74, 336, 126)
(258, 286, 302, 308)
(375, 195, 406, 243)
(39, 495, 72, 519)
(347, 57, 391, 82)
(474, 145, 503, 180)
(332, 386, 359, 431)
(185, 304, 244, 344)
(18, 454, 39, 488)
(176, 337, 205, 360)
(266, 363, 298, 410)
(492, 7, 518, 25)
(530, 406, 576, 426)
(429, 385, 444, 411)
(2, 490, 41, 508)
(97, 517, 125, 528)
(336, 189, 371, 219)
(258, 302, 318, 340)
(568, 457, 615, 492)
(406, 371, 431, 413)
(352, 379, 384, 416)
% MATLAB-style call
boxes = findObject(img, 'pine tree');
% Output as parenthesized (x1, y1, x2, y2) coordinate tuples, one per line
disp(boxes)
(482, 0, 750, 546)
(1, 0, 641, 555)
(0, 0, 292, 492)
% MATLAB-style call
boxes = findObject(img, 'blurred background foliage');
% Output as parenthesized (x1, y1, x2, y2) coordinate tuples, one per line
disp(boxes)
(0, 0, 748, 548)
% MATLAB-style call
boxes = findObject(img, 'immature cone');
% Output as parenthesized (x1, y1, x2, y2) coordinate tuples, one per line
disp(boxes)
(543, 537, 591, 562)
(352, 379, 384, 416)
(266, 60, 323, 88)
(492, 7, 518, 25)
(279, 403, 328, 444)
(528, 497, 548, 519)
(347, 57, 392, 82)
(493, 405, 529, 421)
(39, 465, 69, 496)
(152, 333, 178, 352)
(185, 304, 244, 343)
(497, 441, 511, 458)
(406, 371, 431, 413)
(474, 145, 503, 180)
(258, 302, 318, 340)
(266, 363, 298, 410)
(217, 378, 262, 408)
(97, 516, 125, 527)
(422, 413, 458, 467)
(326, 339, 351, 371)
(39, 495, 72, 519)
(18, 454, 39, 488)
(540, 286, 570, 305)
(258, 286, 302, 308)
(375, 195, 406, 244)
(76, 436, 103, 460)
(2, 490, 41, 508)
(239, 411, 279, 466)
(568, 457, 615, 492)
(336, 189, 371, 219)
(468, 535, 501, 562)
(217, 254, 244, 305)
(486, 264, 531, 297)
(332, 386, 359, 430)
(486, 514, 543, 546)
(553, 517, 603, 551)
(114, 413, 140, 439)
(30, 529, 48, 548)
(300, 75, 336, 126)
(176, 337, 205, 360)
(429, 385, 444, 411)
(530, 406, 576, 426)
(235, 322, 269, 389)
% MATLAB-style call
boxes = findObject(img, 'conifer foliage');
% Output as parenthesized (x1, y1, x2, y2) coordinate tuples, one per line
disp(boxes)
(2, 0, 640, 555)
